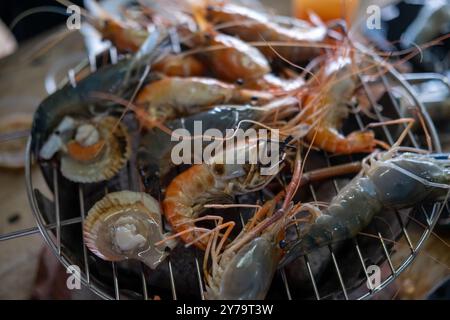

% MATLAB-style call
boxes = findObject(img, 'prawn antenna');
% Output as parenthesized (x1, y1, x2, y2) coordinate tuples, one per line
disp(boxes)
(9, 6, 69, 31)
(279, 135, 296, 153)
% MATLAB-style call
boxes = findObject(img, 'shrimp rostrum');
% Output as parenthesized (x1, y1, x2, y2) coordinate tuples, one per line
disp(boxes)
(279, 150, 450, 267)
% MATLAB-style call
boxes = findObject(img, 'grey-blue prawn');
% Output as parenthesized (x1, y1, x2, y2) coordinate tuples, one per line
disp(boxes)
(279, 149, 450, 267)
(198, 158, 304, 299)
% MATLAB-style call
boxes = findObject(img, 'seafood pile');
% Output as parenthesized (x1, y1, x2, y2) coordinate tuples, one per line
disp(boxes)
(30, 0, 449, 300)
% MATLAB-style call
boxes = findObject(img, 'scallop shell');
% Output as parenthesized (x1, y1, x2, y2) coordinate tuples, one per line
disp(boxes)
(83, 191, 173, 269)
(60, 116, 130, 183)
(0, 113, 33, 169)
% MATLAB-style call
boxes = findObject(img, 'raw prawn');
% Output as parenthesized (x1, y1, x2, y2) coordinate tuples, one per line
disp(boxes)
(279, 151, 450, 266)
(206, 2, 328, 64)
(162, 136, 284, 250)
(84, 0, 150, 53)
(152, 54, 206, 77)
(85, 0, 206, 76)
(201, 157, 304, 299)
(98, 17, 150, 53)
(279, 47, 378, 154)
(177, 5, 271, 82)
(135, 76, 273, 124)
(176, 28, 270, 82)
(203, 198, 284, 299)
(98, 20, 207, 77)
(137, 106, 259, 191)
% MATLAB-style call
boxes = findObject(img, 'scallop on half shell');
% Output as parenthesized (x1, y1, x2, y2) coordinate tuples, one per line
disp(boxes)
(84, 191, 176, 269)
(60, 116, 130, 183)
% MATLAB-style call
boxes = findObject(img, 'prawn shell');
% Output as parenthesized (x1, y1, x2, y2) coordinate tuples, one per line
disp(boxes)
(60, 116, 130, 183)
(206, 236, 281, 300)
(83, 191, 169, 269)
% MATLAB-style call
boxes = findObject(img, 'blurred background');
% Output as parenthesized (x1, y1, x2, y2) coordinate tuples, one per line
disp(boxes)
(0, 0, 449, 300)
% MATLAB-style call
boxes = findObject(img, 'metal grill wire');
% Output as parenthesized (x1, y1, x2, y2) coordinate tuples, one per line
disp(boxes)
(0, 44, 446, 300)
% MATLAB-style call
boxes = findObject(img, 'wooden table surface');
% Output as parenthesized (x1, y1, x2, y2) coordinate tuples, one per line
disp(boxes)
(0, 28, 87, 299)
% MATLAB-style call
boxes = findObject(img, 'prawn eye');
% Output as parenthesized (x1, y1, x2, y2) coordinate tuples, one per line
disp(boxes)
(213, 163, 225, 176)
(279, 240, 287, 249)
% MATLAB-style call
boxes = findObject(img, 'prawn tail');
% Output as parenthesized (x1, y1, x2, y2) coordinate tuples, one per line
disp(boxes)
(343, 130, 378, 154)
(308, 127, 377, 154)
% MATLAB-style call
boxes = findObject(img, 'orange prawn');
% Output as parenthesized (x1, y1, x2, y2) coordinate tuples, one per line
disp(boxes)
(177, 5, 271, 82)
(206, 2, 328, 64)
(135, 76, 273, 124)
(272, 45, 382, 154)
(162, 137, 283, 250)
(85, 0, 206, 76)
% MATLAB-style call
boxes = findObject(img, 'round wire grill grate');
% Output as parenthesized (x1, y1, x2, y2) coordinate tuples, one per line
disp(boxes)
(0, 41, 447, 300)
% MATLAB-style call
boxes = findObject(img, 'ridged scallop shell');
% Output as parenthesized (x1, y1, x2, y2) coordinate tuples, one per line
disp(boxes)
(60, 116, 130, 183)
(84, 191, 172, 269)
